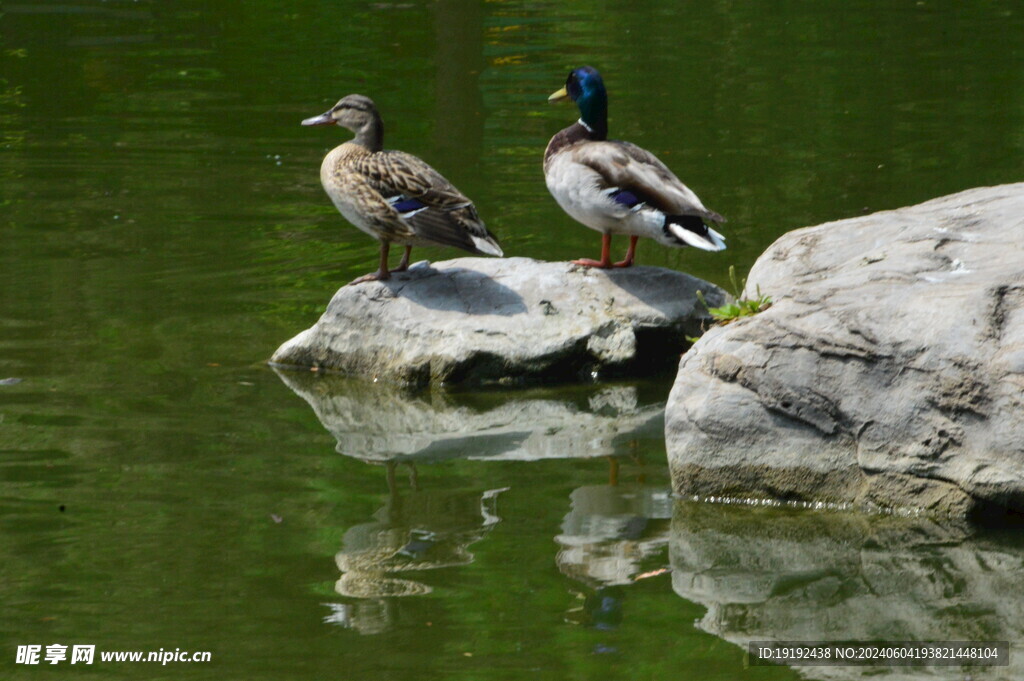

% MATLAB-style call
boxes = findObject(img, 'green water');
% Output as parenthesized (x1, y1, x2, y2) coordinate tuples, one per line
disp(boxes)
(2, 1, 1023, 679)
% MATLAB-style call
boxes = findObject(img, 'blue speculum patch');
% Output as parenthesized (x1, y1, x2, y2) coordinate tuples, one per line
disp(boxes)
(391, 196, 425, 214)
(610, 189, 643, 208)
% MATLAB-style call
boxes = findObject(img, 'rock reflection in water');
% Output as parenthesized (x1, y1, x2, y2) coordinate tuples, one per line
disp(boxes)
(325, 462, 506, 634)
(275, 370, 670, 634)
(556, 473, 674, 631)
(670, 503, 1024, 681)
(274, 369, 665, 462)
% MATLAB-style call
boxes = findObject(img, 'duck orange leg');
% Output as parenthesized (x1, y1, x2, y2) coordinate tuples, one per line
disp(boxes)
(391, 245, 413, 273)
(572, 233, 614, 268)
(350, 240, 392, 284)
(613, 236, 639, 268)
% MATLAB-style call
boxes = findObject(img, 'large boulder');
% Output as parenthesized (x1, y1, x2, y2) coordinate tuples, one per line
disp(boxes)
(271, 257, 726, 387)
(666, 183, 1024, 516)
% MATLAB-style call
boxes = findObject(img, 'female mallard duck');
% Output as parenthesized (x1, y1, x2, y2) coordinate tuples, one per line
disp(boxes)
(544, 67, 726, 268)
(302, 94, 503, 284)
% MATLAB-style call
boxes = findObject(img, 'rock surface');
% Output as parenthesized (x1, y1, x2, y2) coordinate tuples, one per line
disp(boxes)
(271, 257, 727, 387)
(666, 183, 1024, 515)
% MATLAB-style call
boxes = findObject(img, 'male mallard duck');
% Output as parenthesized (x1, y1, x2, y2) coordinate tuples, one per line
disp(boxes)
(544, 67, 726, 268)
(302, 94, 503, 284)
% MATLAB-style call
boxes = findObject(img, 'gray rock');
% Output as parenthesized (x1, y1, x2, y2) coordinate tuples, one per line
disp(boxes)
(666, 183, 1024, 515)
(271, 256, 727, 387)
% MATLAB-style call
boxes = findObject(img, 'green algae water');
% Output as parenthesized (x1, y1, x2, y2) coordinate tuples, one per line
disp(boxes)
(2, 1, 1023, 679)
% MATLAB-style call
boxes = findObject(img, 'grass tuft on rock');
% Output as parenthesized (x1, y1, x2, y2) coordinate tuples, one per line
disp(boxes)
(698, 265, 772, 324)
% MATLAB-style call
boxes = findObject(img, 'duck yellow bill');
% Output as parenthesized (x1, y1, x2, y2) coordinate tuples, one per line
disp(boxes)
(548, 86, 569, 102)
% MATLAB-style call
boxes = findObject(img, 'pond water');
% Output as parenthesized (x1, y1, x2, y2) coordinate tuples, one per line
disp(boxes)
(2, 1, 1024, 679)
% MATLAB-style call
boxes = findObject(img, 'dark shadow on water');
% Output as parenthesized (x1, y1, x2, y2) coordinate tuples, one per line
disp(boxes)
(968, 501, 1024, 529)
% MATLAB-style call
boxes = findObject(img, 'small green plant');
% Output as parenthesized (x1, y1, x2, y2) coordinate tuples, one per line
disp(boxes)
(697, 265, 772, 324)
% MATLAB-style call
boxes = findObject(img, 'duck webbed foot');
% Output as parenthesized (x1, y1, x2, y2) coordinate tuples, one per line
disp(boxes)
(572, 257, 613, 269)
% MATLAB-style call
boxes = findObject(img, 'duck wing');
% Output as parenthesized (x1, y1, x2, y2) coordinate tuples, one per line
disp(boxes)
(570, 141, 725, 223)
(356, 151, 502, 255)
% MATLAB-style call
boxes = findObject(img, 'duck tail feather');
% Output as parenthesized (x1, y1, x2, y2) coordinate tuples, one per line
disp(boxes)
(471, 235, 504, 257)
(666, 214, 727, 251)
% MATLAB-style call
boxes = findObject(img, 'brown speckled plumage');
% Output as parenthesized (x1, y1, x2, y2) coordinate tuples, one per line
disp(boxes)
(303, 94, 502, 284)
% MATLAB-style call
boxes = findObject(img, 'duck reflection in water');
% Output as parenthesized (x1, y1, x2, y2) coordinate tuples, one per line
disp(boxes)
(323, 460, 507, 635)
(557, 458, 674, 636)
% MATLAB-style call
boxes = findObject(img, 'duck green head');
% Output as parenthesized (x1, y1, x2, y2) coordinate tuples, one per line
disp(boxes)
(549, 66, 608, 139)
